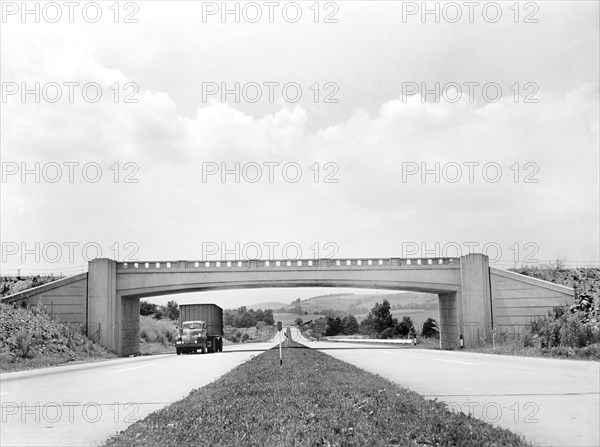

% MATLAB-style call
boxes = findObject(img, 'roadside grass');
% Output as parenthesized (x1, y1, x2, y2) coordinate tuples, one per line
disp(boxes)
(0, 303, 115, 372)
(410, 335, 600, 361)
(223, 324, 275, 344)
(103, 341, 529, 447)
(465, 339, 600, 361)
(138, 316, 178, 355)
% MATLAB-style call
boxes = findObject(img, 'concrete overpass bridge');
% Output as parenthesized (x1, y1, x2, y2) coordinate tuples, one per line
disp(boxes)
(2, 254, 574, 356)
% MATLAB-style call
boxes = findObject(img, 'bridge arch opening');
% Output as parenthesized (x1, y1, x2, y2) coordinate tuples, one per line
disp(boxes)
(128, 286, 446, 354)
(115, 281, 464, 356)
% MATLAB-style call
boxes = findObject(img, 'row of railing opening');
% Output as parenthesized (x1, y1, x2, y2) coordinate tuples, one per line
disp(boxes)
(118, 257, 459, 270)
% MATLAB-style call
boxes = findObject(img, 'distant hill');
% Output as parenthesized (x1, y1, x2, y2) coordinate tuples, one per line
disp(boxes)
(247, 302, 289, 311)
(297, 292, 438, 314)
(271, 292, 440, 332)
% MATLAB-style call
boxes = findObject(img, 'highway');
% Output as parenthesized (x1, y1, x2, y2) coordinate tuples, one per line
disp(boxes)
(0, 341, 277, 447)
(2, 331, 598, 447)
(289, 329, 599, 447)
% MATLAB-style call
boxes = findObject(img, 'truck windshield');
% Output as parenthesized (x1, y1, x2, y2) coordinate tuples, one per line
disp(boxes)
(182, 322, 204, 330)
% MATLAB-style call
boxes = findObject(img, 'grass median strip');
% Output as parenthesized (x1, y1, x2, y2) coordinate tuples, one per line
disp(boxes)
(103, 341, 529, 447)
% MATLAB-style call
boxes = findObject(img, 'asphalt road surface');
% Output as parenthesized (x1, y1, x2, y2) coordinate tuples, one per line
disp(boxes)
(0, 341, 277, 447)
(289, 329, 599, 447)
(2, 331, 598, 447)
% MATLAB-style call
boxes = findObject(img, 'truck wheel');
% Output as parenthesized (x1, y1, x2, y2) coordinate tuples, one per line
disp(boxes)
(176, 348, 181, 355)
(218, 339, 223, 352)
(201, 346, 206, 354)
(209, 341, 216, 353)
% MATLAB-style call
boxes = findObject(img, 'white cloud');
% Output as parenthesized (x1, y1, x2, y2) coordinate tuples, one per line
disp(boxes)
(1, 1, 598, 286)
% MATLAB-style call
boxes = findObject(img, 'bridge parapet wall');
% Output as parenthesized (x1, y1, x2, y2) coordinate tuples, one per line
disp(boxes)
(117, 257, 460, 271)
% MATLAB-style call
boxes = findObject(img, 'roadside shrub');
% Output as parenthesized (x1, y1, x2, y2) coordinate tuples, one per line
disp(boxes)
(525, 305, 600, 349)
(139, 316, 177, 345)
(380, 328, 393, 339)
(164, 330, 175, 343)
(421, 318, 439, 338)
(577, 343, 600, 359)
(140, 328, 150, 341)
(241, 334, 250, 343)
(15, 329, 32, 358)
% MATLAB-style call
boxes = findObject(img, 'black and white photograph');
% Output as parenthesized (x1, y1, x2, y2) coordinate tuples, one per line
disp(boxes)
(1, 1, 599, 446)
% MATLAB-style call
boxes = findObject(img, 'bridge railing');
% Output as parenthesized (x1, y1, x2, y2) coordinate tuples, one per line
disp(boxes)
(116, 257, 459, 271)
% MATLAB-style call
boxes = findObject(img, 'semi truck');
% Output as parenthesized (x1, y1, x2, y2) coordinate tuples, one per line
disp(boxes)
(176, 304, 224, 355)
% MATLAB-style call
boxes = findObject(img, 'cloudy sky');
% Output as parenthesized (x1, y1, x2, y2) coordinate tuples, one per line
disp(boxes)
(1, 1, 598, 308)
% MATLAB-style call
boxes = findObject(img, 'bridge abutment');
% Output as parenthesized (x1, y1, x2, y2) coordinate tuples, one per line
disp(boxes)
(438, 292, 459, 349)
(457, 253, 493, 348)
(87, 258, 119, 353)
(87, 259, 142, 356)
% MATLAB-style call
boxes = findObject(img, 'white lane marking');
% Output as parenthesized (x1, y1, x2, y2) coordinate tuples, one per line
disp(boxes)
(112, 363, 158, 373)
(434, 358, 478, 366)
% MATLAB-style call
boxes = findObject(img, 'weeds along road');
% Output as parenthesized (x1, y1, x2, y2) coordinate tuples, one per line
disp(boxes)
(0, 341, 277, 447)
(291, 328, 600, 447)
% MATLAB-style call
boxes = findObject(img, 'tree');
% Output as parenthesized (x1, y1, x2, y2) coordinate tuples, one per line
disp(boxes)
(254, 309, 265, 322)
(263, 309, 275, 325)
(308, 318, 328, 339)
(342, 315, 359, 335)
(421, 318, 439, 338)
(165, 301, 179, 320)
(290, 303, 303, 314)
(409, 326, 417, 339)
(325, 316, 344, 336)
(224, 310, 235, 326)
(362, 299, 395, 337)
(295, 317, 304, 326)
(236, 312, 255, 328)
(396, 316, 415, 337)
(140, 300, 157, 316)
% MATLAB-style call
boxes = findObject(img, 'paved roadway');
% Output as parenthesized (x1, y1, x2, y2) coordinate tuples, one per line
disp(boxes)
(2, 331, 598, 447)
(0, 341, 277, 447)
(289, 329, 600, 447)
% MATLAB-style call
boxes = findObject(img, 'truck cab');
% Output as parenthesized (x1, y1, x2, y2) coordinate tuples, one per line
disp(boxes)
(176, 320, 207, 354)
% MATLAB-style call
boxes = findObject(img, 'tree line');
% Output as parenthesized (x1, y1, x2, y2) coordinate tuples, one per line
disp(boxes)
(140, 300, 180, 320)
(224, 306, 275, 327)
(299, 299, 439, 339)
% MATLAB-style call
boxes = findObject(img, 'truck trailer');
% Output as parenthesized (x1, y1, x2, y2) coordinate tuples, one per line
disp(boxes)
(176, 304, 224, 355)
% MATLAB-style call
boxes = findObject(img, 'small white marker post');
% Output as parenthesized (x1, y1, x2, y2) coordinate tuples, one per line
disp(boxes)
(277, 321, 283, 368)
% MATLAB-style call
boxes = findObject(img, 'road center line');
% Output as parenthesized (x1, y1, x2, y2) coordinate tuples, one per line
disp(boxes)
(433, 358, 478, 366)
(112, 363, 158, 373)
